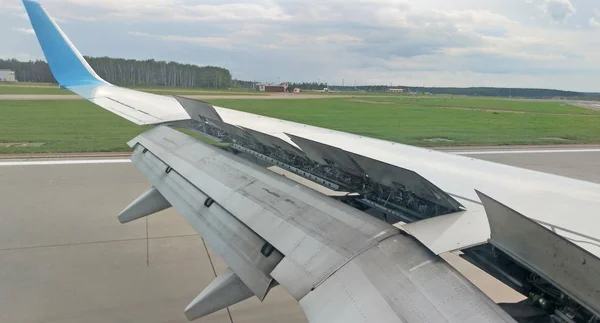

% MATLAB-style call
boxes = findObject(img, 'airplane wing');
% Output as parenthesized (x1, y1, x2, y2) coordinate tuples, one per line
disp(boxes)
(23, 0, 600, 322)
(22, 0, 190, 125)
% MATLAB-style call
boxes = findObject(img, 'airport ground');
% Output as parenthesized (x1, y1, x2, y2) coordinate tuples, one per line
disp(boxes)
(1, 90, 600, 322)
(1, 148, 599, 323)
(1, 94, 600, 154)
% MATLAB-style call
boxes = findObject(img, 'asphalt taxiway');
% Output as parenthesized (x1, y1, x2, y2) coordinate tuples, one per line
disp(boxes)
(0, 148, 599, 323)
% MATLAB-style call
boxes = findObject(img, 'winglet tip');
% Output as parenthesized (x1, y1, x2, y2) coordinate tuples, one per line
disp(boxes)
(22, 0, 40, 9)
(21, 0, 107, 88)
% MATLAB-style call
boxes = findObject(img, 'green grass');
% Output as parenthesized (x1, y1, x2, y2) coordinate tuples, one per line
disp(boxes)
(0, 85, 69, 95)
(205, 98, 600, 147)
(351, 96, 600, 115)
(0, 84, 266, 96)
(1, 98, 599, 154)
(0, 100, 144, 153)
(0, 82, 56, 87)
(140, 90, 266, 96)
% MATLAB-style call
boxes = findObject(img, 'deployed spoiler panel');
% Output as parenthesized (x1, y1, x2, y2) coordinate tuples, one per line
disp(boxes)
(477, 191, 600, 318)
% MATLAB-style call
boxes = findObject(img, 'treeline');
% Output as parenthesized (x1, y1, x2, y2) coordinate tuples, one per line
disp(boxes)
(1, 57, 597, 98)
(0, 57, 232, 88)
(285, 82, 592, 99)
(0, 59, 52, 83)
(231, 79, 256, 89)
(397, 86, 583, 98)
(287, 82, 330, 90)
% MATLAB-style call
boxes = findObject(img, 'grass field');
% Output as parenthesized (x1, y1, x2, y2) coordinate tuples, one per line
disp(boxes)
(0, 100, 145, 153)
(0, 85, 68, 95)
(206, 98, 600, 146)
(142, 90, 266, 96)
(1, 97, 599, 154)
(350, 96, 600, 115)
(0, 84, 266, 96)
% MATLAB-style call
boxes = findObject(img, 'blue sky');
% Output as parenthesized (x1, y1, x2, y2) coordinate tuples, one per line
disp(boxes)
(2, 0, 600, 91)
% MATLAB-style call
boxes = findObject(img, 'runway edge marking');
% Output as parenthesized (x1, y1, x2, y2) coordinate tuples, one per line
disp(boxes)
(0, 159, 131, 166)
(452, 148, 600, 155)
(1, 148, 600, 166)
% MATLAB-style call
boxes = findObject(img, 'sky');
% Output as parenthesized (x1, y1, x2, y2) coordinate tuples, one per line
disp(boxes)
(1, 0, 600, 91)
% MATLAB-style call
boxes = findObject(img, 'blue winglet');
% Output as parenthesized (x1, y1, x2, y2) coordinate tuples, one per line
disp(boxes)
(22, 0, 106, 87)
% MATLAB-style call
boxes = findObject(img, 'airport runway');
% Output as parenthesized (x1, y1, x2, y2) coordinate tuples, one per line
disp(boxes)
(1, 148, 599, 323)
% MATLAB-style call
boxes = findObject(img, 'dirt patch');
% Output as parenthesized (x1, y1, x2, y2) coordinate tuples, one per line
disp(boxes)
(539, 137, 569, 141)
(349, 99, 397, 105)
(422, 138, 454, 143)
(0, 142, 45, 148)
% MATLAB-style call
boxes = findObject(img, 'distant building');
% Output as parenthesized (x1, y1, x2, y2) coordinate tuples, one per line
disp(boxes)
(265, 85, 285, 92)
(0, 70, 16, 82)
(388, 88, 404, 93)
(264, 82, 288, 93)
(256, 83, 266, 92)
(293, 88, 301, 93)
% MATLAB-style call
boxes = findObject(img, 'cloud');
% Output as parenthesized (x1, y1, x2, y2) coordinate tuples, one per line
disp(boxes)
(12, 27, 34, 34)
(128, 31, 233, 49)
(3, 0, 600, 91)
(541, 0, 576, 22)
(590, 9, 600, 28)
(0, 52, 43, 61)
(103, 0, 595, 84)
(52, 0, 291, 22)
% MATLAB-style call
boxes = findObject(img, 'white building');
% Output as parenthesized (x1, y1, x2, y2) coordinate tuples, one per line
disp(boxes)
(0, 70, 16, 82)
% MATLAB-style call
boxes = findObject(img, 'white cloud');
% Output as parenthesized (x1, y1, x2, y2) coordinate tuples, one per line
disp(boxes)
(128, 31, 233, 49)
(541, 0, 576, 22)
(12, 27, 34, 34)
(51, 0, 291, 22)
(3, 0, 600, 91)
(0, 0, 22, 11)
(0, 52, 43, 61)
(590, 9, 600, 27)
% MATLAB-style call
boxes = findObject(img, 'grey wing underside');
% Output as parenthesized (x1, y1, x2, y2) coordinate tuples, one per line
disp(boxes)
(124, 126, 515, 323)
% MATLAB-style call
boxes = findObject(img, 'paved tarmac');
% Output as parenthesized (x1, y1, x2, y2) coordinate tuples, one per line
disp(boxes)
(0, 149, 599, 323)
(568, 100, 600, 112)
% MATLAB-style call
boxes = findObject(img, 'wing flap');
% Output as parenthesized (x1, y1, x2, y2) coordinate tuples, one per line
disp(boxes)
(401, 198, 490, 254)
(130, 144, 283, 300)
(300, 234, 516, 323)
(122, 127, 517, 322)
(127, 126, 397, 300)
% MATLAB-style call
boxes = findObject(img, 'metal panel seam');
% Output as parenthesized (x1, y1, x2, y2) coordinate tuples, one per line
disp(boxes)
(312, 231, 400, 291)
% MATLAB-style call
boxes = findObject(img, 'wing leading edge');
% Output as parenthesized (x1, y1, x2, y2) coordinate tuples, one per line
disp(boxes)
(22, 0, 191, 125)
